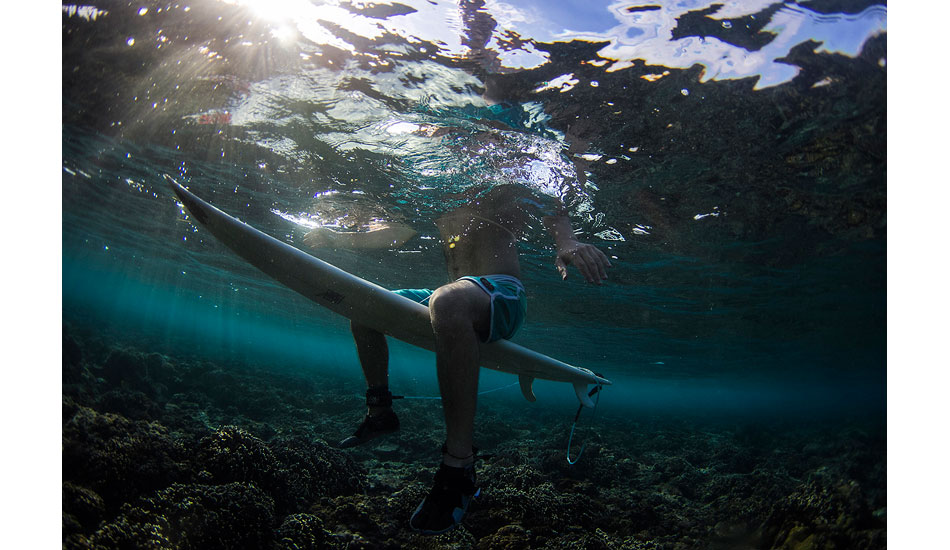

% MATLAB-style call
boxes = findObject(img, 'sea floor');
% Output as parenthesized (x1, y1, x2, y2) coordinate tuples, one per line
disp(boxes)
(62, 323, 886, 550)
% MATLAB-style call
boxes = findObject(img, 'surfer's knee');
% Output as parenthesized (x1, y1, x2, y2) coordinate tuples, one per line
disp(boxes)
(429, 284, 487, 335)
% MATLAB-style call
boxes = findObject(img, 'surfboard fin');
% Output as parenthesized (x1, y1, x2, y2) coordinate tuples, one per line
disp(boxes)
(574, 383, 596, 408)
(518, 375, 537, 402)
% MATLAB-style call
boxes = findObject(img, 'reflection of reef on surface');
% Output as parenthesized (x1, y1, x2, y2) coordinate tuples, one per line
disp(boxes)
(483, 32, 886, 265)
(63, 1, 886, 260)
(63, 325, 885, 549)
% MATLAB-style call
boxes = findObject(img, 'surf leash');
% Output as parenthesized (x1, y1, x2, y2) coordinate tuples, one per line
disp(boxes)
(566, 380, 604, 465)
(389, 381, 521, 401)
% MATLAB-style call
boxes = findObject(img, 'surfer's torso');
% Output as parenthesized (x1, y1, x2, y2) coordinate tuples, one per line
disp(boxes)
(435, 184, 557, 281)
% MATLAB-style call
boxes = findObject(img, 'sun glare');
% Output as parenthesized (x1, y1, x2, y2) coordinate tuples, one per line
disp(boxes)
(271, 25, 297, 43)
(220, 0, 311, 23)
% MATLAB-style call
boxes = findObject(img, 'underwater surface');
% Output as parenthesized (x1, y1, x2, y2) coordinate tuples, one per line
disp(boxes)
(61, 0, 886, 548)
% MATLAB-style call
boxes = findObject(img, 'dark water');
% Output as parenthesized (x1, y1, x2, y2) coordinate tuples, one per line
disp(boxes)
(60, 1, 887, 548)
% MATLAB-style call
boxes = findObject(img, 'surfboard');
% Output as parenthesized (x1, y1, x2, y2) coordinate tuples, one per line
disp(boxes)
(167, 176, 611, 406)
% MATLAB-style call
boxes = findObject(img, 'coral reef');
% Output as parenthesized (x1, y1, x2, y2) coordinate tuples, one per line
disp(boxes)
(62, 326, 885, 549)
(79, 482, 276, 550)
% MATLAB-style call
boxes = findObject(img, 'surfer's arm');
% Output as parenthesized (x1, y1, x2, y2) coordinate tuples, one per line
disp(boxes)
(303, 222, 417, 249)
(543, 214, 611, 284)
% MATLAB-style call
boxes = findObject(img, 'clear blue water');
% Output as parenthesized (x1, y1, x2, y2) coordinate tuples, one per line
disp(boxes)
(62, 0, 886, 420)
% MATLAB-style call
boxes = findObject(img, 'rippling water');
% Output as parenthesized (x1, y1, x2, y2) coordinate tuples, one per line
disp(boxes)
(61, 0, 885, 416)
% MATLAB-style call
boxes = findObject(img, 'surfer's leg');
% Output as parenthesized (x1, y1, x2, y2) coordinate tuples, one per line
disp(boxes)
(350, 321, 390, 410)
(409, 280, 489, 534)
(339, 323, 400, 449)
(427, 281, 491, 466)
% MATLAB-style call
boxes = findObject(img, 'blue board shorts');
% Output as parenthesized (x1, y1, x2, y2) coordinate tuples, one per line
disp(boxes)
(394, 274, 527, 343)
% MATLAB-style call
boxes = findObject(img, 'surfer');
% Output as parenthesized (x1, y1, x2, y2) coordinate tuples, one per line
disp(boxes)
(165, 172, 610, 536)
(329, 183, 611, 535)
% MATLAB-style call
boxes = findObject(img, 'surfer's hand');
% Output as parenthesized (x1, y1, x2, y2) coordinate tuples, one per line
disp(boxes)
(555, 241, 611, 284)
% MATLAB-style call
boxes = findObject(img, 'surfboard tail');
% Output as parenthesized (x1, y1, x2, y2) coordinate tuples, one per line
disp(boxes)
(574, 383, 597, 408)
(518, 374, 537, 403)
